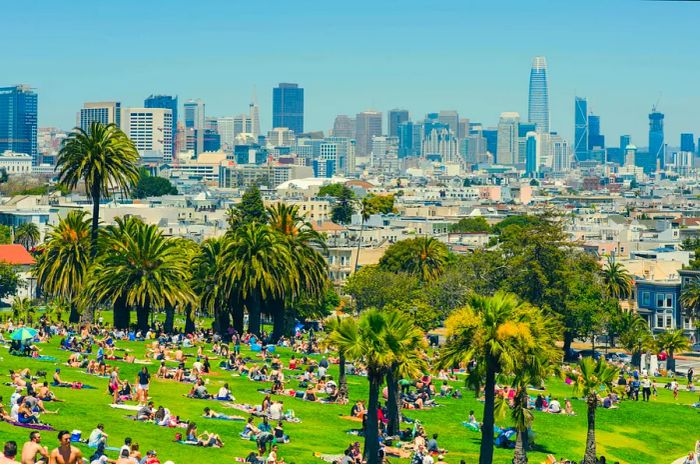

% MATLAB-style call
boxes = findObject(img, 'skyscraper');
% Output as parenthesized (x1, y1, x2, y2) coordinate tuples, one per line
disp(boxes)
(397, 121, 415, 158)
(620, 135, 631, 150)
(122, 108, 173, 162)
(525, 131, 539, 175)
(574, 97, 588, 161)
(249, 100, 260, 137)
(144, 95, 178, 151)
(80, 101, 121, 131)
(184, 99, 205, 155)
(649, 107, 664, 169)
(388, 109, 409, 138)
(496, 112, 520, 165)
(527, 56, 549, 133)
(272, 83, 304, 134)
(0, 85, 38, 159)
(355, 111, 382, 157)
(680, 133, 695, 153)
(332, 115, 355, 139)
(216, 116, 235, 149)
(438, 110, 460, 137)
(588, 114, 604, 149)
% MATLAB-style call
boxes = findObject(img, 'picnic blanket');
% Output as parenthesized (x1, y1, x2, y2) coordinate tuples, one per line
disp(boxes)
(339, 415, 363, 422)
(54, 383, 96, 390)
(108, 404, 141, 411)
(36, 355, 59, 362)
(314, 452, 344, 463)
(3, 421, 54, 431)
(203, 415, 246, 421)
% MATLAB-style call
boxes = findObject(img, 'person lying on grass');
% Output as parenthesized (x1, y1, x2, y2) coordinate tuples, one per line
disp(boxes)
(202, 407, 244, 421)
(184, 423, 224, 448)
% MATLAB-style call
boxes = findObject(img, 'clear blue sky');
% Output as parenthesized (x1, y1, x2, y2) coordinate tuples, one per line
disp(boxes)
(6, 0, 700, 145)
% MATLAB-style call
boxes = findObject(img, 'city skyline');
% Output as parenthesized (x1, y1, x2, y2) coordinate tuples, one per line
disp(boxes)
(4, 0, 700, 144)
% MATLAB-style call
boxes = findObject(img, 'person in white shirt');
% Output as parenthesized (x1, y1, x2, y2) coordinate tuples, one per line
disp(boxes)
(88, 424, 108, 447)
(548, 398, 562, 414)
(269, 401, 284, 421)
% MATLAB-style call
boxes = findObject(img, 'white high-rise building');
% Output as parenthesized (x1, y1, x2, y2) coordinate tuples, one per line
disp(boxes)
(355, 111, 383, 157)
(217, 117, 235, 149)
(122, 108, 173, 162)
(233, 114, 253, 139)
(267, 127, 295, 147)
(79, 102, 121, 131)
(421, 128, 459, 164)
(371, 135, 399, 172)
(184, 99, 205, 154)
(249, 102, 260, 137)
(528, 56, 549, 133)
(551, 133, 571, 173)
(496, 112, 520, 165)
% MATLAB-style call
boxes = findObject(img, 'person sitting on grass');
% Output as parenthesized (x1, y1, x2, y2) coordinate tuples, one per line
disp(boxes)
(547, 397, 562, 414)
(258, 417, 272, 433)
(268, 401, 284, 421)
(52, 369, 71, 387)
(564, 399, 575, 415)
(242, 417, 261, 438)
(36, 382, 63, 403)
(185, 423, 224, 448)
(266, 444, 285, 464)
(350, 401, 366, 420)
(88, 424, 109, 448)
(273, 421, 289, 443)
(50, 430, 82, 464)
(602, 394, 618, 409)
(303, 386, 317, 402)
(217, 383, 233, 401)
(187, 379, 211, 399)
(17, 398, 41, 425)
(22, 431, 50, 464)
(137, 402, 155, 421)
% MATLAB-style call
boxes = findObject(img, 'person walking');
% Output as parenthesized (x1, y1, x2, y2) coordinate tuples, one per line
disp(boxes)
(641, 376, 652, 402)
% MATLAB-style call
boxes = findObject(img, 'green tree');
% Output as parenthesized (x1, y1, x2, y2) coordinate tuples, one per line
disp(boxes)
(492, 214, 545, 235)
(378, 237, 449, 281)
(0, 262, 21, 301)
(86, 220, 194, 331)
(438, 292, 539, 464)
(221, 222, 292, 335)
(34, 211, 92, 323)
(133, 169, 178, 198)
(449, 216, 491, 233)
(318, 183, 353, 198)
(656, 329, 691, 373)
(353, 194, 396, 272)
(680, 277, 700, 321)
(11, 296, 34, 324)
(56, 121, 140, 258)
(384, 300, 441, 331)
(0, 225, 13, 244)
(602, 256, 633, 299)
(324, 315, 356, 403)
(343, 265, 420, 312)
(14, 222, 40, 250)
(191, 237, 230, 334)
(330, 186, 355, 225)
(227, 185, 267, 229)
(0, 168, 8, 183)
(618, 311, 654, 367)
(565, 358, 620, 464)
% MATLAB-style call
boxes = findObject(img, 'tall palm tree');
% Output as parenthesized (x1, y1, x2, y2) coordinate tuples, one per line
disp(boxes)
(34, 211, 92, 323)
(601, 256, 633, 299)
(680, 278, 700, 338)
(14, 222, 40, 250)
(221, 222, 293, 336)
(438, 292, 537, 464)
(402, 237, 448, 282)
(565, 358, 620, 464)
(331, 309, 419, 464)
(656, 329, 691, 373)
(56, 122, 140, 257)
(618, 311, 654, 367)
(324, 316, 356, 404)
(86, 220, 194, 331)
(11, 297, 34, 324)
(353, 197, 373, 273)
(267, 203, 328, 340)
(191, 237, 231, 334)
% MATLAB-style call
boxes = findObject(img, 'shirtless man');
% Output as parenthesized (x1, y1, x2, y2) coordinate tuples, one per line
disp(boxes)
(49, 431, 81, 464)
(21, 432, 48, 464)
(1, 440, 20, 464)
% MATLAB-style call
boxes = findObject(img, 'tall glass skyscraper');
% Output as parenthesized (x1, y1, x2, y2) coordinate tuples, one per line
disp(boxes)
(680, 133, 695, 153)
(527, 56, 549, 133)
(574, 97, 588, 161)
(388, 109, 409, 138)
(272, 83, 304, 135)
(649, 108, 664, 169)
(0, 85, 38, 159)
(145, 95, 178, 137)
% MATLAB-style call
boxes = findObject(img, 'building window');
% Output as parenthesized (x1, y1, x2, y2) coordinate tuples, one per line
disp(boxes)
(642, 292, 650, 305)
(666, 315, 673, 328)
(656, 314, 664, 328)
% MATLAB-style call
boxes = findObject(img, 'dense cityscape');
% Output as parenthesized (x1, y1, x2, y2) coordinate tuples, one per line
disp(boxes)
(1, 2, 700, 464)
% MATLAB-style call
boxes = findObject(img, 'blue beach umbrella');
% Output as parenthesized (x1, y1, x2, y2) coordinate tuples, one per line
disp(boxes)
(10, 327, 37, 341)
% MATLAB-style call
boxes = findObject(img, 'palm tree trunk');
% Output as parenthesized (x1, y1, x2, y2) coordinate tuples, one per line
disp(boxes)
(338, 352, 348, 403)
(113, 294, 130, 329)
(583, 394, 597, 464)
(136, 303, 150, 333)
(365, 372, 382, 464)
(247, 295, 261, 336)
(271, 300, 286, 342)
(563, 331, 574, 360)
(90, 186, 101, 259)
(354, 219, 365, 273)
(631, 349, 641, 368)
(386, 366, 401, 436)
(185, 304, 196, 334)
(232, 303, 244, 335)
(480, 359, 497, 464)
(513, 388, 529, 464)
(68, 301, 80, 324)
(667, 348, 675, 373)
(164, 303, 175, 334)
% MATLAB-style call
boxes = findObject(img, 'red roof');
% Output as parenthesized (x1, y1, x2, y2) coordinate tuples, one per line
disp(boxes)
(0, 244, 35, 265)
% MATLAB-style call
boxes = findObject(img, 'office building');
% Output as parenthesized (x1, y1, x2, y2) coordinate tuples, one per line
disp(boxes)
(332, 115, 355, 139)
(388, 109, 409, 138)
(249, 101, 260, 137)
(482, 129, 498, 157)
(80, 101, 121, 132)
(528, 56, 549, 133)
(202, 129, 221, 152)
(122, 108, 173, 162)
(551, 133, 570, 173)
(0, 85, 38, 161)
(649, 107, 664, 169)
(267, 127, 295, 147)
(525, 132, 539, 175)
(144, 95, 178, 151)
(422, 128, 459, 164)
(398, 121, 415, 158)
(371, 135, 399, 172)
(233, 114, 253, 139)
(518, 122, 536, 164)
(0, 151, 33, 174)
(438, 110, 460, 138)
(588, 115, 604, 149)
(272, 83, 304, 134)
(574, 97, 588, 161)
(620, 135, 631, 150)
(458, 119, 470, 140)
(355, 111, 382, 157)
(216, 117, 235, 149)
(496, 112, 520, 165)
(184, 99, 205, 155)
(680, 133, 695, 154)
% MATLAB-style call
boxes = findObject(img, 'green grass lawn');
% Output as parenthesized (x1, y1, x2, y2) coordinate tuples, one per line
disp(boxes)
(0, 336, 698, 464)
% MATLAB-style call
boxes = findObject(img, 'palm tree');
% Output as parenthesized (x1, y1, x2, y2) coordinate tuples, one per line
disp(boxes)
(402, 237, 448, 281)
(618, 311, 653, 367)
(324, 316, 356, 404)
(602, 256, 633, 299)
(11, 297, 34, 324)
(331, 309, 419, 464)
(353, 197, 373, 273)
(565, 358, 620, 464)
(86, 220, 194, 332)
(56, 122, 140, 257)
(438, 292, 537, 464)
(34, 211, 92, 323)
(14, 222, 40, 250)
(267, 203, 328, 340)
(191, 237, 230, 334)
(221, 222, 293, 336)
(656, 329, 691, 373)
(680, 278, 700, 339)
